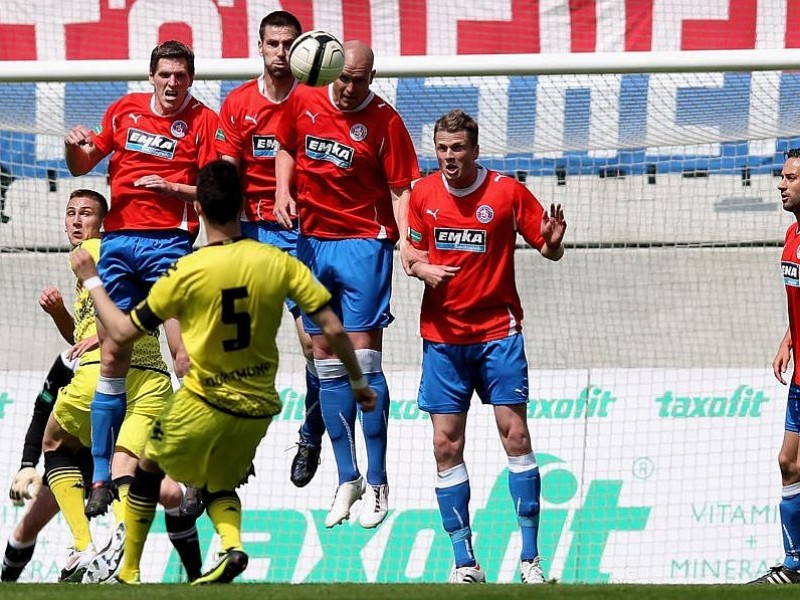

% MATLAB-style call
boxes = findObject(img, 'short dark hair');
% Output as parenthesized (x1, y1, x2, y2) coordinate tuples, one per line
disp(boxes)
(787, 148, 800, 159)
(433, 109, 479, 147)
(197, 160, 242, 225)
(150, 40, 195, 77)
(69, 189, 108, 218)
(259, 11, 302, 41)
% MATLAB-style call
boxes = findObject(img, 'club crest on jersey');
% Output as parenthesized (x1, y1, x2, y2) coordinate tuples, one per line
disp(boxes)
(784, 261, 800, 287)
(170, 120, 188, 138)
(434, 227, 487, 253)
(252, 135, 277, 158)
(476, 205, 494, 223)
(349, 123, 367, 141)
(305, 135, 354, 169)
(125, 129, 177, 159)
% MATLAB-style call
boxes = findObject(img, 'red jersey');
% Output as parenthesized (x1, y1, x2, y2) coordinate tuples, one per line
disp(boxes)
(408, 167, 546, 344)
(274, 84, 419, 241)
(782, 224, 800, 385)
(90, 92, 218, 236)
(217, 77, 294, 223)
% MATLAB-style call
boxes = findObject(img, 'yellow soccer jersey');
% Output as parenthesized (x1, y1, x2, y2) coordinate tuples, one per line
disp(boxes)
(71, 238, 101, 365)
(130, 237, 332, 418)
(70, 238, 167, 374)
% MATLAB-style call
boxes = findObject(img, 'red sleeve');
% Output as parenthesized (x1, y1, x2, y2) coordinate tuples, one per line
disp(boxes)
(216, 96, 243, 159)
(197, 108, 220, 168)
(89, 98, 118, 157)
(515, 184, 546, 250)
(381, 113, 419, 188)
(407, 184, 429, 251)
(274, 92, 298, 155)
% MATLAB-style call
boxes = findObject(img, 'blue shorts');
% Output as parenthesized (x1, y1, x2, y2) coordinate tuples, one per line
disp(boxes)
(241, 220, 300, 316)
(296, 235, 394, 335)
(98, 231, 192, 311)
(786, 383, 800, 433)
(240, 220, 298, 254)
(418, 334, 530, 414)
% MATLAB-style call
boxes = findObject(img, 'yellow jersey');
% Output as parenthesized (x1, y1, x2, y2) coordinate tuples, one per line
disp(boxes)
(71, 238, 168, 374)
(130, 237, 331, 418)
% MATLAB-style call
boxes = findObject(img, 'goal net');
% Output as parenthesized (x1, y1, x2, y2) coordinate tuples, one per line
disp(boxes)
(0, 1, 797, 586)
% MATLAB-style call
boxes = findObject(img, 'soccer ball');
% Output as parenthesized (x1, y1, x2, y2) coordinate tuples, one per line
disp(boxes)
(289, 30, 345, 87)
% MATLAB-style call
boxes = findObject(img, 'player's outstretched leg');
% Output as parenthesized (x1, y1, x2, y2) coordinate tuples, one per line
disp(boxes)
(87, 377, 127, 518)
(192, 489, 248, 585)
(290, 361, 324, 488)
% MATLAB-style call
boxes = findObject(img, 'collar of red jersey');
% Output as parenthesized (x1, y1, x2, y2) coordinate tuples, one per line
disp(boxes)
(442, 164, 487, 197)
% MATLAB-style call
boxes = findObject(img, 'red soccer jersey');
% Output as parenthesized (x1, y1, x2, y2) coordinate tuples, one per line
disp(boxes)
(408, 167, 546, 344)
(274, 84, 419, 241)
(90, 92, 218, 236)
(782, 224, 800, 385)
(217, 78, 295, 222)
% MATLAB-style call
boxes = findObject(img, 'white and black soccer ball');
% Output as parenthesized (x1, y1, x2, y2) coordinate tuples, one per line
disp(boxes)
(289, 30, 345, 87)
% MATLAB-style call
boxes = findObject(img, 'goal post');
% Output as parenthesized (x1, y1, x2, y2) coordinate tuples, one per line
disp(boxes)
(0, 48, 796, 584)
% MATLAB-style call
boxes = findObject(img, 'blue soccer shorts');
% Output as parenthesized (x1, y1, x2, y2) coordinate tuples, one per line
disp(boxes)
(418, 334, 530, 415)
(785, 382, 800, 433)
(241, 220, 301, 317)
(296, 235, 394, 335)
(98, 231, 192, 311)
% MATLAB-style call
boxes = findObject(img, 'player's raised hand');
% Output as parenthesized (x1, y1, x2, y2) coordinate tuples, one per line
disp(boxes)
(353, 385, 378, 412)
(412, 262, 460, 289)
(273, 188, 297, 230)
(38, 286, 65, 315)
(63, 125, 93, 148)
(69, 247, 98, 282)
(541, 203, 566, 248)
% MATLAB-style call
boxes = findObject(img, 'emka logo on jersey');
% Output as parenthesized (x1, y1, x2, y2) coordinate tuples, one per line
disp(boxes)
(252, 135, 277, 158)
(783, 261, 800, 287)
(434, 228, 486, 252)
(125, 129, 177, 159)
(305, 135, 354, 168)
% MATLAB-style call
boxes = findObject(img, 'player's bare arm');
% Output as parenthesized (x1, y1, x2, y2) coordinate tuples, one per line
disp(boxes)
(66, 334, 99, 361)
(63, 125, 104, 176)
(69, 248, 143, 346)
(409, 261, 460, 289)
(774, 326, 793, 385)
(310, 305, 377, 412)
(273, 148, 297, 229)
(133, 175, 197, 203)
(391, 186, 425, 274)
(540, 203, 566, 261)
(38, 286, 75, 344)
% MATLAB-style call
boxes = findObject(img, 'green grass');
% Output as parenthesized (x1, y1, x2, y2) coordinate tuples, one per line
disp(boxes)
(0, 584, 796, 600)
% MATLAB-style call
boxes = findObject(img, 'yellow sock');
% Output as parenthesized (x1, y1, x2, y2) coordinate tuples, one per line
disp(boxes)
(118, 488, 157, 582)
(207, 495, 242, 551)
(47, 465, 92, 551)
(112, 481, 130, 523)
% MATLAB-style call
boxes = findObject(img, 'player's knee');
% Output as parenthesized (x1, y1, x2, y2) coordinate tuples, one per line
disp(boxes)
(779, 452, 799, 479)
(432, 433, 464, 465)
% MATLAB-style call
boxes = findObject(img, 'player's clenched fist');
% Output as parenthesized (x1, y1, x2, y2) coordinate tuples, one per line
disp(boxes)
(9, 467, 42, 506)
(69, 247, 98, 282)
(63, 125, 93, 148)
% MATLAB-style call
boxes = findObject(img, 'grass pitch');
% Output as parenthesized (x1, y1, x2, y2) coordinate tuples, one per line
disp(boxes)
(0, 584, 793, 600)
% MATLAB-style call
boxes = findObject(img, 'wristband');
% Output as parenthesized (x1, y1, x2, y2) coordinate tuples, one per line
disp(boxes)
(83, 276, 103, 291)
(349, 376, 368, 390)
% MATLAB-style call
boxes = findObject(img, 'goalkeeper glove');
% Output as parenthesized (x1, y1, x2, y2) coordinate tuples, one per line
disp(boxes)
(9, 467, 42, 507)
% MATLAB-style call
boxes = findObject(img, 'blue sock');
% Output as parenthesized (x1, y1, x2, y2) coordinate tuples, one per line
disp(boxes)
(435, 463, 475, 568)
(299, 366, 325, 447)
(781, 486, 800, 570)
(508, 454, 541, 561)
(360, 371, 389, 485)
(319, 374, 359, 484)
(90, 377, 127, 483)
